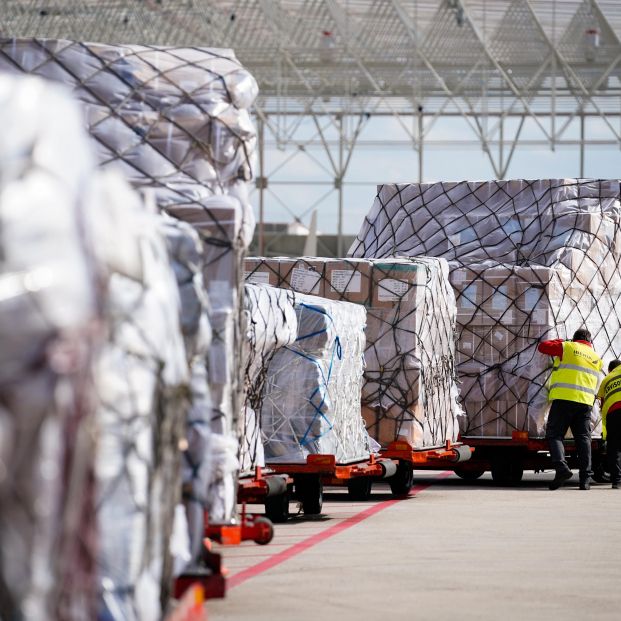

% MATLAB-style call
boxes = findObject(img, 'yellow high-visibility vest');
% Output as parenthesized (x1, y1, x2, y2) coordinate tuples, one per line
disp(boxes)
(548, 341, 603, 405)
(598, 365, 621, 438)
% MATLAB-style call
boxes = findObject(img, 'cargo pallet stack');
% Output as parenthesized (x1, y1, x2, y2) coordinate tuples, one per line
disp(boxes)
(0, 40, 263, 617)
(349, 180, 621, 484)
(244, 256, 470, 506)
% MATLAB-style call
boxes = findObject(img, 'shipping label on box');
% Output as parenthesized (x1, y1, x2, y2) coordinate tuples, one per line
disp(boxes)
(330, 269, 361, 293)
(290, 267, 321, 294)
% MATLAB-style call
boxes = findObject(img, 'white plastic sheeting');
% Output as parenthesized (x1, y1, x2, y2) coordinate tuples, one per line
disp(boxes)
(0, 75, 103, 621)
(240, 283, 298, 472)
(261, 293, 371, 464)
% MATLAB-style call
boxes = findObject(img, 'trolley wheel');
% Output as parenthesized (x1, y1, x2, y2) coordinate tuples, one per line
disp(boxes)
(491, 457, 524, 485)
(347, 477, 373, 501)
(453, 467, 485, 481)
(389, 461, 414, 497)
(264, 491, 289, 523)
(295, 475, 323, 515)
(253, 516, 274, 545)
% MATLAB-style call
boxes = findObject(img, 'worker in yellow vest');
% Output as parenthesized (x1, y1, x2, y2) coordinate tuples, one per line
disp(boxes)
(538, 328, 604, 490)
(596, 359, 621, 489)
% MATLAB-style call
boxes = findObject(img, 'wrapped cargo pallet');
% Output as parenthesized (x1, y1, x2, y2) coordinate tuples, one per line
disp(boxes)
(260, 293, 372, 464)
(245, 257, 461, 449)
(94, 206, 190, 620)
(349, 179, 621, 439)
(0, 39, 259, 522)
(240, 284, 298, 472)
(0, 74, 105, 621)
(159, 216, 212, 568)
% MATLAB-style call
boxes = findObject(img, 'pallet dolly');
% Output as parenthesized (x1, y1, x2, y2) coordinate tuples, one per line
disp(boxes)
(237, 466, 293, 525)
(453, 431, 608, 484)
(266, 452, 401, 519)
(380, 439, 474, 493)
(174, 502, 275, 602)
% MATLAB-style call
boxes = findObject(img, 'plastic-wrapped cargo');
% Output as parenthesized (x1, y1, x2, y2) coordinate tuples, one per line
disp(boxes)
(95, 206, 190, 620)
(349, 179, 621, 439)
(0, 75, 104, 621)
(240, 283, 298, 471)
(0, 39, 259, 522)
(159, 216, 212, 568)
(245, 257, 461, 448)
(260, 293, 371, 463)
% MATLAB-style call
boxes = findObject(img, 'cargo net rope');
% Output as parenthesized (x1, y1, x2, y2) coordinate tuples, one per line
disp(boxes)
(239, 283, 298, 472)
(349, 179, 621, 438)
(244, 257, 461, 449)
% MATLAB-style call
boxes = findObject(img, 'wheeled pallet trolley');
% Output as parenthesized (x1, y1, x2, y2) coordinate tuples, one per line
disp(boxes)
(453, 431, 608, 484)
(381, 439, 474, 493)
(237, 467, 293, 524)
(266, 453, 400, 517)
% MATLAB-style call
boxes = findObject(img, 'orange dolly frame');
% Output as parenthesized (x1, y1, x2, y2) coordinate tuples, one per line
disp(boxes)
(236, 466, 294, 524)
(449, 431, 608, 484)
(266, 453, 400, 518)
(174, 500, 276, 602)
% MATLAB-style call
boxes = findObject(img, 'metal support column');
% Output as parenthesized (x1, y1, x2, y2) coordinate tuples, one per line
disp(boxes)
(258, 116, 266, 256)
(418, 105, 424, 183)
(580, 112, 585, 178)
(337, 114, 344, 258)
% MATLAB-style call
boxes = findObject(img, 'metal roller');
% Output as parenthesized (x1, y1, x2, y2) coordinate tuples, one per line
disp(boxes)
(377, 459, 398, 479)
(264, 475, 288, 497)
(451, 445, 472, 463)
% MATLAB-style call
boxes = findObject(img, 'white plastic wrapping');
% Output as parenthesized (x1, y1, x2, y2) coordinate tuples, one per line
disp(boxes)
(0, 75, 103, 620)
(261, 293, 371, 464)
(95, 204, 189, 621)
(240, 284, 298, 471)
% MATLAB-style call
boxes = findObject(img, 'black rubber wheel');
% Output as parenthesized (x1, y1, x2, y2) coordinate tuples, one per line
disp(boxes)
(265, 491, 289, 523)
(347, 477, 373, 501)
(296, 475, 323, 515)
(389, 461, 414, 497)
(454, 467, 486, 481)
(491, 458, 524, 485)
(253, 516, 274, 545)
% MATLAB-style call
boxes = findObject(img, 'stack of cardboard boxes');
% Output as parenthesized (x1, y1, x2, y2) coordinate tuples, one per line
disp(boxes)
(245, 257, 461, 449)
(350, 179, 621, 439)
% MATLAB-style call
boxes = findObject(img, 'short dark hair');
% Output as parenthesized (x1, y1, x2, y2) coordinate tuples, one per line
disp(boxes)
(609, 359, 621, 373)
(572, 328, 591, 342)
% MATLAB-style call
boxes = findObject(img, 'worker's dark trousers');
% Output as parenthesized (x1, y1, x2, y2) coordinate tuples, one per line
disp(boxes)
(607, 413, 621, 484)
(546, 399, 592, 480)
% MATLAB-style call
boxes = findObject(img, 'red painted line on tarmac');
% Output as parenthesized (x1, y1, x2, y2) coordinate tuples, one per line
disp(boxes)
(228, 471, 451, 589)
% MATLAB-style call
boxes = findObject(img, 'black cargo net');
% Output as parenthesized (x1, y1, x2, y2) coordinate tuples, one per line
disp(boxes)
(244, 257, 460, 449)
(349, 179, 621, 438)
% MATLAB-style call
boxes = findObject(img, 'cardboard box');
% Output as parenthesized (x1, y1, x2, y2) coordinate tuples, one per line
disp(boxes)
(244, 257, 282, 287)
(323, 259, 373, 305)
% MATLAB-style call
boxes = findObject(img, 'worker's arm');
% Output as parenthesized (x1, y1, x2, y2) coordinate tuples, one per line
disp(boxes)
(537, 338, 564, 358)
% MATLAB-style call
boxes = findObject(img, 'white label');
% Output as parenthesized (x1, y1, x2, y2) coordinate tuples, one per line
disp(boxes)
(244, 271, 271, 285)
(377, 278, 410, 302)
(330, 269, 361, 293)
(291, 267, 321, 294)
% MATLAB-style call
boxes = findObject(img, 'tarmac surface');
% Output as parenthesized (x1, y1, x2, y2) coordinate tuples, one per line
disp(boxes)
(209, 470, 621, 621)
